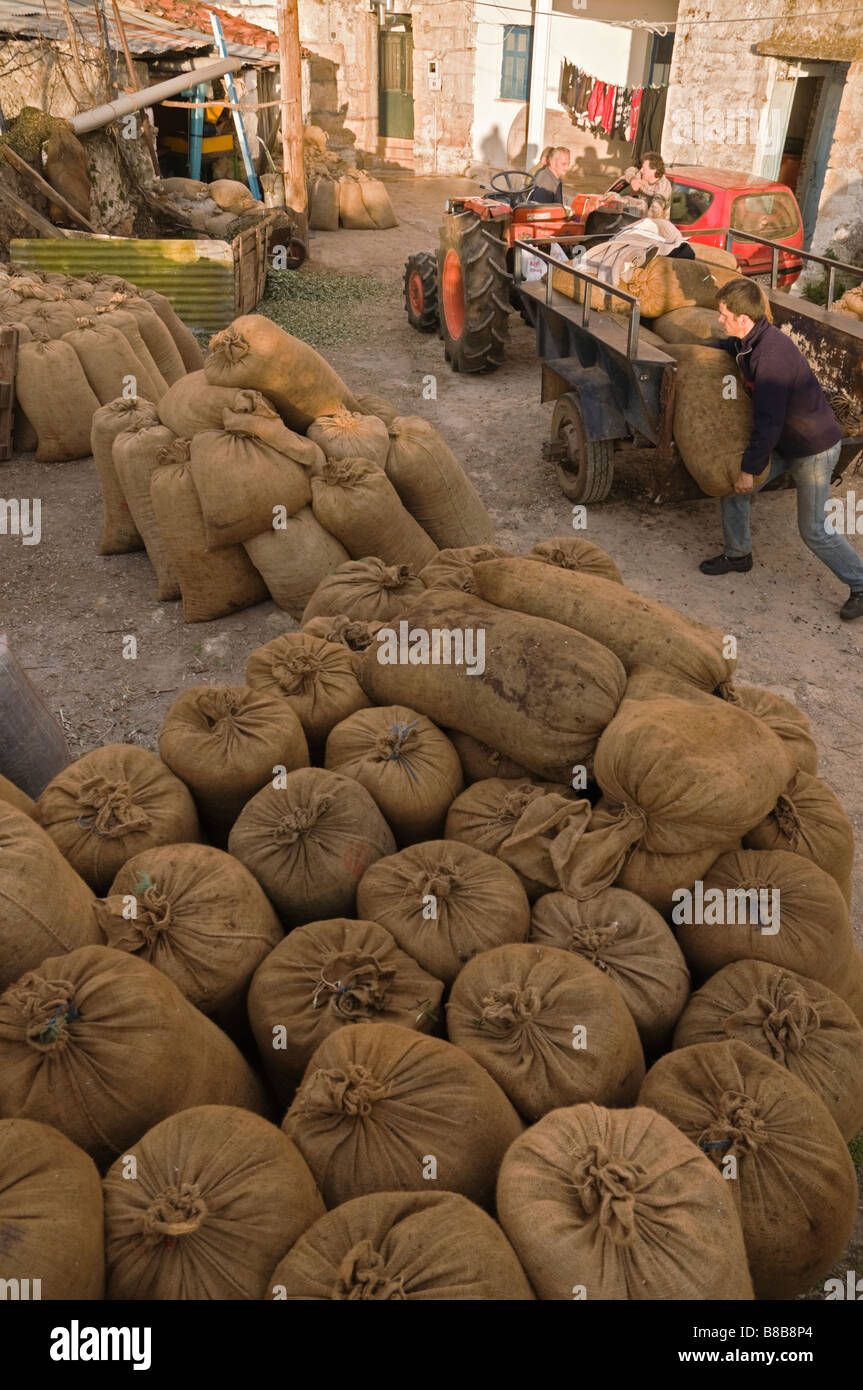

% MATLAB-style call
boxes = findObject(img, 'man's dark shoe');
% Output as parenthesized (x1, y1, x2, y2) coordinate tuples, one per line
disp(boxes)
(840, 591, 863, 621)
(699, 552, 754, 575)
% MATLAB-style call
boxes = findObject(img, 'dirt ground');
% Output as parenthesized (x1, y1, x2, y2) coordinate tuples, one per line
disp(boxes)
(2, 174, 862, 1284)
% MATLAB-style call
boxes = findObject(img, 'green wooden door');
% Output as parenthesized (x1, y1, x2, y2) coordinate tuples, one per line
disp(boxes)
(379, 22, 414, 139)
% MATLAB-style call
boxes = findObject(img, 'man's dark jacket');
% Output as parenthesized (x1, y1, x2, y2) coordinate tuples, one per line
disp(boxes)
(715, 316, 842, 473)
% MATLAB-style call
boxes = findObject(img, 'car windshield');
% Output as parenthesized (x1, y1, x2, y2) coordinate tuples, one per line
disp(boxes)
(730, 192, 800, 239)
(669, 183, 714, 225)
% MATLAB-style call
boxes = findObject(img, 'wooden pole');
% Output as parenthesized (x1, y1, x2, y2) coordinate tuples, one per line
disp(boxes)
(276, 0, 307, 240)
(110, 0, 161, 175)
(1, 146, 96, 230)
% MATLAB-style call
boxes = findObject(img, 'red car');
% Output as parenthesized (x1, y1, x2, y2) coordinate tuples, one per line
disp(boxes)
(571, 166, 804, 286)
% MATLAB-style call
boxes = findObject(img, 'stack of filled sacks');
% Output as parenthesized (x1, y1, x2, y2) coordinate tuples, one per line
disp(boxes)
(1, 266, 201, 462)
(0, 533, 860, 1302)
(94, 313, 493, 621)
(303, 124, 398, 232)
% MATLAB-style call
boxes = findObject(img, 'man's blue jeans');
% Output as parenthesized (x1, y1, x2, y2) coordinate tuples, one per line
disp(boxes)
(721, 442, 863, 591)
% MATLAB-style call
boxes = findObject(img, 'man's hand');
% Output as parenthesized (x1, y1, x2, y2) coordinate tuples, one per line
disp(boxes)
(629, 175, 643, 192)
(734, 471, 756, 494)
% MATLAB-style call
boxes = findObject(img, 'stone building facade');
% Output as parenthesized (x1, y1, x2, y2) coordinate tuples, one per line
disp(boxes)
(662, 0, 863, 257)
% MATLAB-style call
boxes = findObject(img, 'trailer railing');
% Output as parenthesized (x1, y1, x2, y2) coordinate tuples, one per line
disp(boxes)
(679, 228, 863, 309)
(514, 237, 645, 359)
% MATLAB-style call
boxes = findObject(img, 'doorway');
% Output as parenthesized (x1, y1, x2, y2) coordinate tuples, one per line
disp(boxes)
(378, 14, 414, 140)
(756, 60, 847, 247)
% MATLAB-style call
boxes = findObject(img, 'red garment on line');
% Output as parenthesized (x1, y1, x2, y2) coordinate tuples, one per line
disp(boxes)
(586, 79, 605, 125)
(600, 83, 616, 133)
(629, 87, 643, 143)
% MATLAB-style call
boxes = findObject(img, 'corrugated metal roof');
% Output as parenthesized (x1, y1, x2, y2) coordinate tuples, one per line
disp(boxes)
(10, 235, 236, 331)
(0, 0, 278, 63)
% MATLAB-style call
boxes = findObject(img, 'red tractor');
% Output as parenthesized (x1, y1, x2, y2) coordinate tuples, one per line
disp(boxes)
(404, 167, 805, 373)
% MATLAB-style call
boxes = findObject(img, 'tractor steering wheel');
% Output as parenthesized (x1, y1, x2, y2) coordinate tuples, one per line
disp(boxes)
(489, 170, 537, 201)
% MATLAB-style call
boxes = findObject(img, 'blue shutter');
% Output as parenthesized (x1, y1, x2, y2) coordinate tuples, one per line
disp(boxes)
(500, 25, 532, 101)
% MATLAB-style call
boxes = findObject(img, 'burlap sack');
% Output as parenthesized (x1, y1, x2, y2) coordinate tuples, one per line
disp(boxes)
(651, 306, 724, 345)
(159, 684, 309, 844)
(118, 297, 186, 385)
(530, 887, 690, 1054)
(142, 289, 205, 372)
(15, 299, 80, 339)
(0, 804, 99, 990)
(244, 510, 350, 617)
(560, 697, 795, 896)
(620, 256, 737, 317)
(615, 841, 726, 916)
(94, 308, 168, 401)
(157, 370, 249, 435)
(338, 175, 398, 229)
(246, 633, 370, 746)
(448, 731, 532, 784)
(283, 1023, 521, 1208)
(308, 407, 390, 468)
(355, 392, 400, 426)
(37, 743, 200, 894)
(624, 663, 717, 707)
(474, 557, 735, 691)
(665, 344, 770, 497)
(0, 1118, 104, 1300)
(302, 614, 386, 676)
(356, 839, 530, 985)
(248, 917, 444, 1100)
(325, 706, 463, 845)
(359, 590, 627, 783)
(526, 536, 623, 583)
(113, 423, 180, 599)
(448, 943, 645, 1121)
(673, 848, 859, 1015)
(639, 1039, 857, 1299)
(691, 242, 738, 270)
(44, 122, 91, 218)
(834, 285, 863, 321)
(311, 458, 438, 570)
(444, 778, 590, 898)
(0, 946, 269, 1167)
(13, 400, 38, 454)
(222, 394, 326, 470)
(15, 339, 100, 462)
(103, 1106, 323, 1299)
(308, 173, 339, 231)
(673, 960, 863, 1142)
(385, 417, 495, 548)
(150, 439, 269, 623)
(268, 1189, 533, 1299)
(90, 396, 159, 554)
(724, 683, 818, 775)
(209, 178, 257, 213)
(419, 544, 511, 594)
(95, 843, 282, 1015)
(63, 319, 158, 406)
(0, 772, 36, 818)
(497, 1102, 753, 1300)
(189, 427, 311, 548)
(743, 770, 853, 905)
(302, 558, 425, 625)
(205, 316, 359, 430)
(229, 767, 396, 925)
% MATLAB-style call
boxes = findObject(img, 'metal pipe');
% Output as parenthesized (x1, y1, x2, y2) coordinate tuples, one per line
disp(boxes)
(69, 57, 241, 134)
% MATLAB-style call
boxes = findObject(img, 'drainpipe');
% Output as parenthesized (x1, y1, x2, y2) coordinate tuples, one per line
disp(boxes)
(69, 57, 242, 135)
(525, 0, 552, 168)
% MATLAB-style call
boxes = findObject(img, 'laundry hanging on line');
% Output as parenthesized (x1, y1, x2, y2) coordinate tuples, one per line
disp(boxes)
(559, 60, 666, 148)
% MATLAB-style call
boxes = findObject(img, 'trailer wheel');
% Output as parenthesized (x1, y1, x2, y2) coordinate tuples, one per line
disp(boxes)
(437, 210, 512, 372)
(404, 251, 439, 331)
(550, 393, 614, 503)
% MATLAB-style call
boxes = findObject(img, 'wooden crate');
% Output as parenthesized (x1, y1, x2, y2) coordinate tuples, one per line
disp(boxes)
(0, 327, 18, 462)
(233, 218, 271, 316)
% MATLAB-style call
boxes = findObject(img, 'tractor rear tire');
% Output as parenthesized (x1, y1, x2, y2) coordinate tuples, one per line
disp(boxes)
(437, 210, 512, 372)
(404, 251, 439, 332)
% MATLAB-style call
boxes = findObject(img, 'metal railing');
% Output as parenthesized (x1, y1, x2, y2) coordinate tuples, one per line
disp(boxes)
(686, 228, 863, 309)
(513, 237, 644, 359)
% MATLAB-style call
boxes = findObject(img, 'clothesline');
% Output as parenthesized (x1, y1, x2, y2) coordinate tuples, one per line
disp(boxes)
(559, 61, 668, 162)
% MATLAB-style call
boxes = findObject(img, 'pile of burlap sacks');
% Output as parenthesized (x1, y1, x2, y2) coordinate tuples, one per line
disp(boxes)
(551, 243, 786, 497)
(88, 312, 492, 622)
(1, 533, 861, 1301)
(304, 125, 398, 232)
